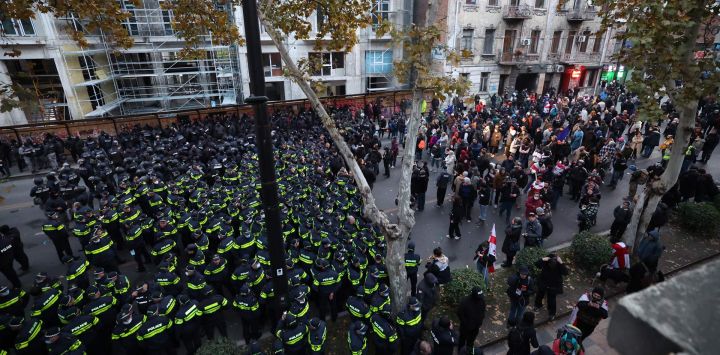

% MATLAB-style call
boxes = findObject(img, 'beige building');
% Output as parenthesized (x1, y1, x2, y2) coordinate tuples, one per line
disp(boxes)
(442, 0, 622, 98)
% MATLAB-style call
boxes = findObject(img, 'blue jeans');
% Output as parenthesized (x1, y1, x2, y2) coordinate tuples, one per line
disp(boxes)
(508, 299, 527, 325)
(431, 158, 441, 170)
(642, 145, 654, 157)
(478, 204, 488, 221)
(610, 169, 624, 186)
(499, 201, 514, 225)
(415, 193, 426, 211)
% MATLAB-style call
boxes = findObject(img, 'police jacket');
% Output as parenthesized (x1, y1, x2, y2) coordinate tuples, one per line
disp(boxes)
(173, 301, 200, 333)
(0, 288, 28, 316)
(430, 320, 458, 355)
(136, 315, 173, 350)
(47, 332, 84, 355)
(396, 308, 423, 338)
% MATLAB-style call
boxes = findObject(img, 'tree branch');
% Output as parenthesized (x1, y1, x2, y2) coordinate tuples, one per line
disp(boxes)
(257, 1, 400, 238)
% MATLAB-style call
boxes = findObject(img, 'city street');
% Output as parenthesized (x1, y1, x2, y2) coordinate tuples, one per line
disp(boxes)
(3, 142, 719, 287)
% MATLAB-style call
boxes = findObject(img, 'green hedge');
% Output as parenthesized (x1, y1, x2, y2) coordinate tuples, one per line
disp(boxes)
(678, 202, 720, 233)
(442, 268, 487, 307)
(571, 231, 613, 272)
(196, 337, 240, 355)
(515, 247, 547, 277)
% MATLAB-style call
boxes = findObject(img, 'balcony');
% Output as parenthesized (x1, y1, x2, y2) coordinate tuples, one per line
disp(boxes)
(559, 52, 601, 64)
(566, 7, 597, 23)
(502, 5, 533, 21)
(498, 50, 541, 65)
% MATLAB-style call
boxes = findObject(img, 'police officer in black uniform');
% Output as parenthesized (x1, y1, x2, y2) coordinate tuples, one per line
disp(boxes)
(42, 210, 75, 261)
(404, 242, 421, 296)
(0, 284, 28, 317)
(136, 304, 176, 355)
(173, 294, 201, 354)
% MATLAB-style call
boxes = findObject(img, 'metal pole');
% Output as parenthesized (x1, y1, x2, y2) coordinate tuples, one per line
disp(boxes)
(241, 0, 288, 316)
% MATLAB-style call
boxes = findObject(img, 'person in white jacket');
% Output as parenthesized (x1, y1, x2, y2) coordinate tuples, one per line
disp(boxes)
(444, 149, 456, 174)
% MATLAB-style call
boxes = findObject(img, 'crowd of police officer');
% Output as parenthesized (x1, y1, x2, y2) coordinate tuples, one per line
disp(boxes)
(0, 107, 476, 355)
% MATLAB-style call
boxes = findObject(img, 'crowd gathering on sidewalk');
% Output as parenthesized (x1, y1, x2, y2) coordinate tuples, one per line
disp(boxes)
(0, 80, 717, 355)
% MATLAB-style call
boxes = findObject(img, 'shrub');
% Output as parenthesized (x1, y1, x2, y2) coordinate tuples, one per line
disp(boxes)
(678, 202, 720, 233)
(514, 247, 547, 277)
(442, 268, 486, 307)
(196, 337, 240, 355)
(713, 194, 720, 212)
(571, 231, 613, 272)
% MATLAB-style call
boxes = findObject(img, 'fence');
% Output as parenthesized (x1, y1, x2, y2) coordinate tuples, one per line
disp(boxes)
(1, 90, 418, 143)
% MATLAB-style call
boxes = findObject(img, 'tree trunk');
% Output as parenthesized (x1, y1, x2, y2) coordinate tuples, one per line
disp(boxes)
(620, 2, 702, 250)
(257, 5, 411, 312)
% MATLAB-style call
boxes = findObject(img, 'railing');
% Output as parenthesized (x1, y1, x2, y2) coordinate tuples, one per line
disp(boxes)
(498, 50, 541, 64)
(566, 7, 597, 22)
(560, 52, 601, 63)
(0, 90, 418, 143)
(502, 5, 533, 20)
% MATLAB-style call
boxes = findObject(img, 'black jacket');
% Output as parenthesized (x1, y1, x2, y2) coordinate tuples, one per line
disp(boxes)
(456, 294, 486, 330)
(430, 320, 457, 355)
(534, 258, 568, 293)
(502, 223, 522, 254)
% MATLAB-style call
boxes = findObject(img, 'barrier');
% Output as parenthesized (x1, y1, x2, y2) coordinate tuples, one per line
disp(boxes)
(0, 90, 422, 143)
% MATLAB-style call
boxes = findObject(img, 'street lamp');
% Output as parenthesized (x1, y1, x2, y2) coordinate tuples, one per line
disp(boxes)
(241, 0, 288, 319)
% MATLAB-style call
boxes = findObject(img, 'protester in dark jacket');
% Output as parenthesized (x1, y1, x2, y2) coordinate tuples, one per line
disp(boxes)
(417, 273, 439, 320)
(570, 287, 609, 340)
(610, 200, 633, 240)
(430, 316, 457, 355)
(456, 287, 486, 351)
(507, 311, 539, 355)
(506, 266, 535, 326)
(501, 217, 523, 267)
(645, 203, 668, 232)
(533, 254, 568, 320)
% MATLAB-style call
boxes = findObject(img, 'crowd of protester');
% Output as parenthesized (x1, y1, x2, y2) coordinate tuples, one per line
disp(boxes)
(0, 79, 718, 354)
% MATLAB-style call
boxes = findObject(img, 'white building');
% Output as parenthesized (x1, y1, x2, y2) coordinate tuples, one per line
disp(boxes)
(442, 0, 623, 98)
(1, 0, 410, 126)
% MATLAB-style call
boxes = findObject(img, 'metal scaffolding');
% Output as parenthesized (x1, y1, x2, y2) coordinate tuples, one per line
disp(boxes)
(57, 0, 242, 118)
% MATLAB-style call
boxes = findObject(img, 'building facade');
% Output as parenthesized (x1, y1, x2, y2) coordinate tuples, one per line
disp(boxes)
(443, 0, 623, 99)
(1, 0, 410, 126)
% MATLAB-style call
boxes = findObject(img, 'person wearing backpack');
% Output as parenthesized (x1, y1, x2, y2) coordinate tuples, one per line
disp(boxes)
(635, 229, 665, 272)
(507, 311, 539, 355)
(506, 266, 535, 326)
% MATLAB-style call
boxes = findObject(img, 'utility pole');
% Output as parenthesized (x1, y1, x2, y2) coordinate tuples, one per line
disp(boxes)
(241, 0, 288, 318)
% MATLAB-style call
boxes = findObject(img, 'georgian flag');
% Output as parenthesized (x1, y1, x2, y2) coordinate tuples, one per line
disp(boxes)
(487, 225, 497, 273)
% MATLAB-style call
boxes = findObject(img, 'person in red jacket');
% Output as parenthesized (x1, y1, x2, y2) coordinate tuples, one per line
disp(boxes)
(525, 193, 544, 219)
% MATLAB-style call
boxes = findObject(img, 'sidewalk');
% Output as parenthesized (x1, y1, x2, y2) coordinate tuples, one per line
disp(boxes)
(481, 303, 620, 354)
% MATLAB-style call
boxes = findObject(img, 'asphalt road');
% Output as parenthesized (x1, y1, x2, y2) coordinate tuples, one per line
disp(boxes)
(2, 145, 719, 287)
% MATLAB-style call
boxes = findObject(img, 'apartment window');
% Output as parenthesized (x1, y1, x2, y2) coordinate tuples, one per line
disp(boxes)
(367, 77, 390, 90)
(535, 0, 545, 8)
(372, 0, 390, 28)
(483, 29, 495, 54)
(316, 6, 328, 32)
(579, 30, 591, 52)
(78, 56, 98, 81)
(157, 0, 174, 35)
(262, 53, 283, 77)
(565, 30, 576, 54)
(1, 18, 35, 36)
(488, 0, 499, 6)
(479, 72, 490, 92)
(87, 85, 105, 110)
(461, 29, 474, 51)
(592, 32, 604, 53)
(309, 52, 345, 76)
(365, 50, 393, 74)
(466, 0, 477, 4)
(551, 31, 562, 53)
(530, 30, 541, 54)
(120, 0, 139, 36)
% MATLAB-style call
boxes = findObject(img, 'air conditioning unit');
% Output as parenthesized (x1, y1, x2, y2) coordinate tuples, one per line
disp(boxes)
(555, 65, 564, 72)
(578, 36, 587, 43)
(520, 38, 531, 46)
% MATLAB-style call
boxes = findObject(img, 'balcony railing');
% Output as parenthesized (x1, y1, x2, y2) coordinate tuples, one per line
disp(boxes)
(566, 7, 597, 22)
(502, 5, 533, 20)
(498, 50, 541, 64)
(560, 52, 601, 63)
